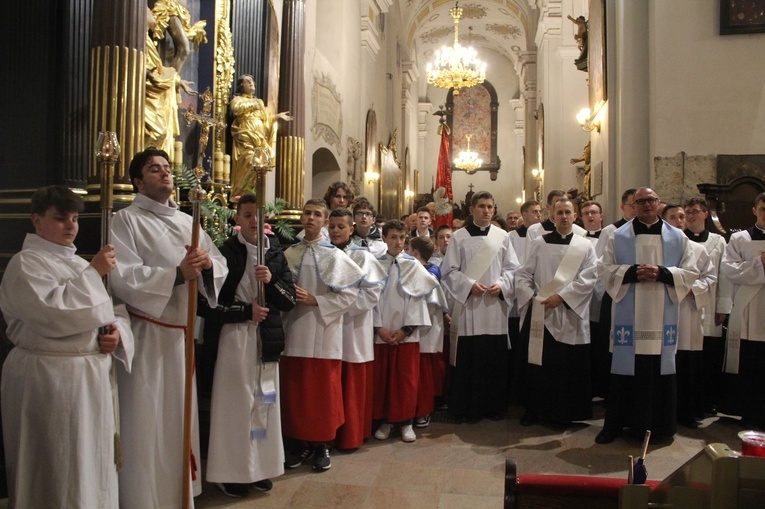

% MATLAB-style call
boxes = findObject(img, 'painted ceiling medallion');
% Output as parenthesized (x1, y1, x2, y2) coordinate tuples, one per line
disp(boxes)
(461, 3, 488, 19)
(485, 23, 522, 40)
(420, 25, 452, 45)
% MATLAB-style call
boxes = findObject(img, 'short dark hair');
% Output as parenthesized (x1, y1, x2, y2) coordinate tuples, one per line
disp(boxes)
(756, 193, 765, 207)
(546, 189, 567, 205)
(236, 193, 258, 211)
(581, 200, 602, 213)
(382, 219, 407, 236)
(128, 147, 171, 192)
(470, 191, 494, 207)
(683, 197, 708, 212)
(491, 214, 508, 231)
(661, 203, 681, 219)
(410, 236, 434, 260)
(329, 208, 354, 226)
(352, 197, 376, 215)
(303, 198, 329, 217)
(31, 185, 84, 216)
(323, 182, 354, 208)
(416, 206, 431, 217)
(434, 224, 452, 238)
(621, 188, 637, 204)
(520, 200, 540, 213)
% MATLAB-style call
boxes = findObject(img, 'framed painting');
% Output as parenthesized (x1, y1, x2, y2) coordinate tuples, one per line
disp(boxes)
(720, 0, 765, 34)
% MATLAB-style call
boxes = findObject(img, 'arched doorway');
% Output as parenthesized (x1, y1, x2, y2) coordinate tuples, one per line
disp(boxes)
(311, 147, 342, 200)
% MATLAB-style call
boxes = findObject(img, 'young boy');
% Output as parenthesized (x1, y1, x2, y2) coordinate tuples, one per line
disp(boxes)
(373, 220, 439, 442)
(281, 199, 365, 470)
(0, 186, 133, 508)
(351, 197, 387, 257)
(327, 208, 386, 449)
(431, 224, 453, 266)
(198, 194, 296, 498)
(409, 236, 448, 428)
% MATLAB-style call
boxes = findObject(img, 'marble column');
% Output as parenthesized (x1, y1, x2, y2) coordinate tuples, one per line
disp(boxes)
(518, 51, 537, 203)
(276, 0, 306, 213)
(613, 0, 650, 194)
(88, 0, 146, 192)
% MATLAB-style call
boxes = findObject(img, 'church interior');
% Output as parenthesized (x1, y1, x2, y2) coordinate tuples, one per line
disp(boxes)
(1, 0, 765, 507)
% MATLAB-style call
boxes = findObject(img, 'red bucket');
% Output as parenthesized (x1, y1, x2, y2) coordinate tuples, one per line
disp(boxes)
(738, 431, 765, 457)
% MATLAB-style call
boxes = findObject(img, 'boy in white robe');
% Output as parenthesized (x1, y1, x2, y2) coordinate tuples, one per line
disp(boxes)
(373, 220, 439, 442)
(110, 148, 228, 508)
(0, 186, 134, 509)
(198, 194, 296, 498)
(683, 197, 732, 416)
(327, 208, 386, 450)
(281, 199, 364, 471)
(515, 199, 598, 426)
(662, 204, 716, 428)
(442, 191, 519, 421)
(720, 192, 765, 429)
(350, 197, 387, 257)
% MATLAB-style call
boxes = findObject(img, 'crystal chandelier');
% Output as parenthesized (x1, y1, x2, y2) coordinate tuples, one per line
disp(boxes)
(454, 134, 482, 173)
(426, 1, 486, 96)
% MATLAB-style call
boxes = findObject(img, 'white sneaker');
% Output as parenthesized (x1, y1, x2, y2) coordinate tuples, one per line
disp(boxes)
(400, 424, 417, 442)
(374, 423, 392, 440)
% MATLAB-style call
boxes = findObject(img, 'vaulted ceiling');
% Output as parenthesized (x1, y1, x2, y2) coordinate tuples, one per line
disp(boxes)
(399, 0, 536, 72)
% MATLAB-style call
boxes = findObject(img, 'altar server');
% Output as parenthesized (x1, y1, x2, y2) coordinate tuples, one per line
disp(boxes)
(0, 186, 134, 508)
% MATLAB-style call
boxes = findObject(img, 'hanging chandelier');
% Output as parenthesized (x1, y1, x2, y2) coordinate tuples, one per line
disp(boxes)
(454, 134, 482, 173)
(426, 1, 486, 96)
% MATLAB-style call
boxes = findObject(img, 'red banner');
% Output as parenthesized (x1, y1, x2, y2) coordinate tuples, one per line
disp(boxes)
(433, 127, 453, 229)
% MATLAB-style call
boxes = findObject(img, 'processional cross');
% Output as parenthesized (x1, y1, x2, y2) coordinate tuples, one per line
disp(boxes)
(184, 87, 226, 180)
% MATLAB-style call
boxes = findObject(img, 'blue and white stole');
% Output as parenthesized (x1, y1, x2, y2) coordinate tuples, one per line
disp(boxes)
(611, 221, 684, 375)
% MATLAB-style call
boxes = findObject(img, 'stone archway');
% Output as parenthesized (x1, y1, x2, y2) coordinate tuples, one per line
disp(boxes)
(311, 147, 342, 200)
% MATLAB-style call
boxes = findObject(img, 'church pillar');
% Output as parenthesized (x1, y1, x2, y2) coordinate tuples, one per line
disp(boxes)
(276, 0, 306, 213)
(613, 0, 650, 193)
(518, 51, 537, 203)
(88, 0, 146, 193)
(510, 98, 526, 205)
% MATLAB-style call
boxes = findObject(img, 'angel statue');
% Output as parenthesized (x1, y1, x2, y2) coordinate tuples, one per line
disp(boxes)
(229, 75, 292, 197)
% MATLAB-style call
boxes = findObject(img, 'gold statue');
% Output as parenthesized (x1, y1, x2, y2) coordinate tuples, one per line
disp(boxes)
(570, 141, 592, 198)
(150, 0, 207, 74)
(229, 75, 291, 197)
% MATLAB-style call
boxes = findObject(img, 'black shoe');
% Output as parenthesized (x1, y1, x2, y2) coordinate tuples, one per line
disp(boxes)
(251, 479, 273, 492)
(284, 445, 314, 469)
(414, 415, 431, 428)
(595, 429, 620, 444)
(216, 482, 249, 498)
(313, 443, 331, 471)
(519, 411, 537, 426)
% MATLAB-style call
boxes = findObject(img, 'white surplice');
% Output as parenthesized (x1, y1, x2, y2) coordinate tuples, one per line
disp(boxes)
(720, 230, 765, 342)
(0, 234, 134, 509)
(692, 232, 732, 337)
(441, 225, 519, 339)
(342, 246, 385, 362)
(282, 237, 364, 359)
(110, 194, 227, 509)
(206, 235, 283, 484)
(677, 242, 715, 351)
(526, 221, 586, 259)
(515, 234, 598, 346)
(374, 253, 436, 344)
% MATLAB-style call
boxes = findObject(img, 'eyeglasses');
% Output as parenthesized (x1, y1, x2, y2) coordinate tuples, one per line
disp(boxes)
(582, 210, 601, 215)
(634, 197, 659, 206)
(355, 211, 374, 218)
(685, 209, 705, 216)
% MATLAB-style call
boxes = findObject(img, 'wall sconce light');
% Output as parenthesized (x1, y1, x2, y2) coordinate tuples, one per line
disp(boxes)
(576, 107, 600, 132)
(531, 168, 544, 202)
(366, 170, 380, 183)
(404, 189, 415, 199)
(515, 197, 522, 205)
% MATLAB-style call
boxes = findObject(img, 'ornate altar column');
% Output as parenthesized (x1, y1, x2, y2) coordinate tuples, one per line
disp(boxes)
(88, 0, 146, 194)
(275, 0, 306, 213)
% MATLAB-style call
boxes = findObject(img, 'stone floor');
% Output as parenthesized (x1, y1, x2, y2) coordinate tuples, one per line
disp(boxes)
(191, 404, 745, 509)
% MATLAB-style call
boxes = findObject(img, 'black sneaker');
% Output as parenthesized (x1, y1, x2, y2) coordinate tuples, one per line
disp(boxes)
(312, 443, 331, 471)
(251, 479, 273, 492)
(216, 482, 249, 498)
(284, 445, 314, 469)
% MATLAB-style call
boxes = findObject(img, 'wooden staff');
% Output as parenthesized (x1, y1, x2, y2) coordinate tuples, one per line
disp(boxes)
(182, 179, 206, 509)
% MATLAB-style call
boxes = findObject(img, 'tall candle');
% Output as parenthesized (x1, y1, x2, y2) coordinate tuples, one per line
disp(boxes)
(174, 141, 183, 165)
(223, 154, 231, 183)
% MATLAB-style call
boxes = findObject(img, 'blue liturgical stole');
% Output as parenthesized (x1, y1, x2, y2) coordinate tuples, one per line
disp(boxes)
(611, 221, 684, 376)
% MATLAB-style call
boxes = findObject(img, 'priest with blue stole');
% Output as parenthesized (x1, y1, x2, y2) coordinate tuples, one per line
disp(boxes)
(595, 187, 699, 445)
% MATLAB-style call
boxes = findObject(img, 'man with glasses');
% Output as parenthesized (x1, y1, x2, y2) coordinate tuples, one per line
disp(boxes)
(351, 197, 387, 257)
(683, 198, 731, 416)
(596, 188, 698, 445)
(110, 147, 228, 507)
